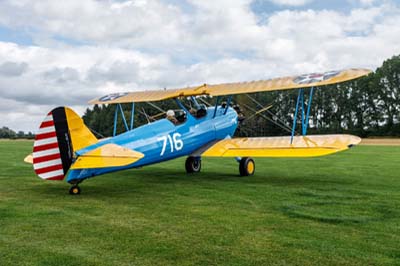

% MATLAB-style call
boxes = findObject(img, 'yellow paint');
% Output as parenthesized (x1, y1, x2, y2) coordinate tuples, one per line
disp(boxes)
(65, 107, 98, 151)
(70, 143, 144, 169)
(247, 160, 254, 173)
(202, 135, 361, 158)
(24, 154, 33, 164)
(89, 69, 371, 104)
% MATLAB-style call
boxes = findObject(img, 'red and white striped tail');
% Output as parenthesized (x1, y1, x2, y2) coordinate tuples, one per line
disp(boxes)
(33, 112, 65, 180)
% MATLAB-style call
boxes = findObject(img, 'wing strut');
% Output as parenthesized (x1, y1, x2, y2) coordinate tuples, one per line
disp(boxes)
(130, 102, 135, 130)
(290, 87, 314, 143)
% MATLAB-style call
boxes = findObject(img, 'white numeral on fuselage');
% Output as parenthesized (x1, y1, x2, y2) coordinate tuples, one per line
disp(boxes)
(158, 133, 183, 156)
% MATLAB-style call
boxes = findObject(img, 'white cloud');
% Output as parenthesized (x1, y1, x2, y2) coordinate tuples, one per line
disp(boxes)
(268, 0, 314, 6)
(0, 0, 187, 48)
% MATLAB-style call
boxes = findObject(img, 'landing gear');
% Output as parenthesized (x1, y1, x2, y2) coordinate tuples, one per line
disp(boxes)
(185, 156, 201, 173)
(239, 157, 255, 176)
(69, 185, 81, 195)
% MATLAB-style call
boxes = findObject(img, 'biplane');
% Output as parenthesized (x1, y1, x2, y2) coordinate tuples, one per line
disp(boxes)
(26, 68, 370, 194)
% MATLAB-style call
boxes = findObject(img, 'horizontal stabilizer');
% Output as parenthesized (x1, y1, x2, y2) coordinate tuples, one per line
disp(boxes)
(24, 154, 33, 164)
(71, 144, 144, 170)
(201, 135, 361, 158)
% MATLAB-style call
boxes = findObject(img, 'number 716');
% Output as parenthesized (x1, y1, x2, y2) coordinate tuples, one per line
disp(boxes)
(158, 133, 183, 156)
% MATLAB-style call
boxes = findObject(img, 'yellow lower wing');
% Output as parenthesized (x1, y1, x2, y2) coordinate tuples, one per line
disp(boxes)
(71, 144, 144, 169)
(201, 134, 361, 157)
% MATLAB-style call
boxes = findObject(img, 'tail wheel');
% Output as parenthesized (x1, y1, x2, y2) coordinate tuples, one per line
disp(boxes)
(239, 157, 255, 176)
(185, 157, 201, 173)
(69, 185, 81, 195)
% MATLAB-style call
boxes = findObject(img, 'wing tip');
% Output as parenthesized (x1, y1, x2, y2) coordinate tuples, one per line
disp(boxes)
(24, 154, 33, 164)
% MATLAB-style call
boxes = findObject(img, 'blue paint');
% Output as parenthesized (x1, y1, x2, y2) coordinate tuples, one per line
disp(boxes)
(130, 102, 135, 130)
(213, 97, 220, 118)
(291, 88, 314, 140)
(191, 96, 200, 108)
(66, 106, 238, 183)
(113, 105, 118, 137)
(175, 98, 188, 111)
(118, 104, 129, 132)
(224, 96, 232, 115)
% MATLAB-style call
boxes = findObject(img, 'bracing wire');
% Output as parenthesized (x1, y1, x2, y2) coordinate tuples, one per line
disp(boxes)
(244, 94, 294, 133)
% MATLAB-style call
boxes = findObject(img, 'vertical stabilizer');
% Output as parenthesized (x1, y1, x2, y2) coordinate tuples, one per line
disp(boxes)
(32, 107, 97, 180)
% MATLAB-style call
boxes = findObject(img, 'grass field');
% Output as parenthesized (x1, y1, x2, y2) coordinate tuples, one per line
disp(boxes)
(0, 140, 399, 266)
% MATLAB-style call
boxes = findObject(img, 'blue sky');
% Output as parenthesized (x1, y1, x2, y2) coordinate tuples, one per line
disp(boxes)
(251, 0, 366, 14)
(0, 0, 399, 131)
(0, 26, 33, 46)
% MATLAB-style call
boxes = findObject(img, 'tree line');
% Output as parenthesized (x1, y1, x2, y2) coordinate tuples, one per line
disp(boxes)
(0, 127, 34, 139)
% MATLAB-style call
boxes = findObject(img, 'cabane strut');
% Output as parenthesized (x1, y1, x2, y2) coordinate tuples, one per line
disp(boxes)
(113, 103, 135, 137)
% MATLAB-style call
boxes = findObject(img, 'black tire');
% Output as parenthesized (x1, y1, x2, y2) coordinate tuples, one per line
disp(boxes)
(185, 156, 201, 173)
(69, 185, 81, 195)
(239, 157, 255, 176)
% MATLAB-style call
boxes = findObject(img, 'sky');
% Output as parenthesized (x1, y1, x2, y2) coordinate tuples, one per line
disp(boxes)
(0, 0, 399, 132)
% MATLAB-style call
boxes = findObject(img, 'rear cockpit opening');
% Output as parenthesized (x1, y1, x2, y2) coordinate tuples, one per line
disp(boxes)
(189, 103, 207, 119)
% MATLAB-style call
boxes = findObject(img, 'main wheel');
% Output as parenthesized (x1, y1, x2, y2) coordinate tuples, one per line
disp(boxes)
(69, 185, 81, 195)
(239, 157, 255, 176)
(185, 156, 201, 173)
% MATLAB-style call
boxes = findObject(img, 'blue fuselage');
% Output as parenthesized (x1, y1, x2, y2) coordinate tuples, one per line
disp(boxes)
(66, 106, 238, 183)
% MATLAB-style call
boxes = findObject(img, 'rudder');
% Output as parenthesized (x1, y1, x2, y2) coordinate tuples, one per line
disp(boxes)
(32, 107, 97, 180)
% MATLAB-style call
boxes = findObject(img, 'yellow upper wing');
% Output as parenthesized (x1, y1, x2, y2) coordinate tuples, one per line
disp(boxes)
(89, 68, 371, 104)
(200, 134, 361, 158)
